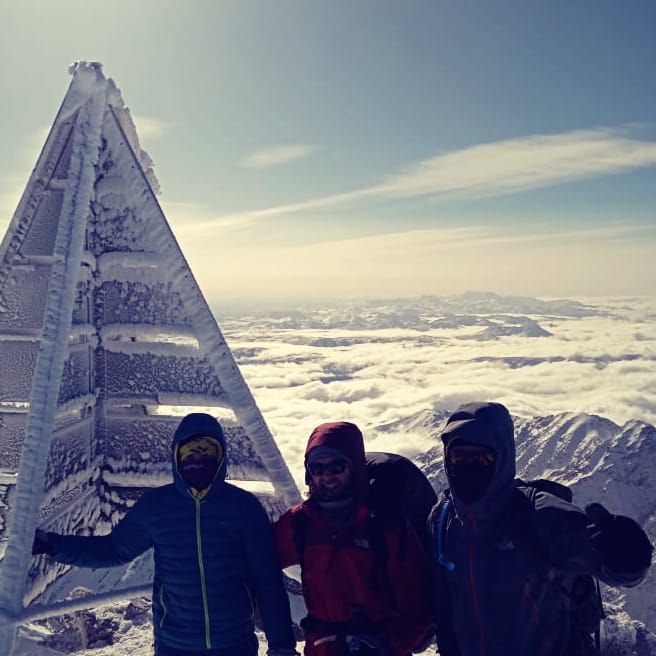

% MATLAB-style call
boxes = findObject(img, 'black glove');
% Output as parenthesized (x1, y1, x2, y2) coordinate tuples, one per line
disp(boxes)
(32, 529, 54, 556)
(586, 503, 653, 586)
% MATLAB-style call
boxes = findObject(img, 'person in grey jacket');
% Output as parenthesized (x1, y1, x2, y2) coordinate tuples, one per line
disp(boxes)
(429, 401, 653, 656)
(33, 412, 297, 656)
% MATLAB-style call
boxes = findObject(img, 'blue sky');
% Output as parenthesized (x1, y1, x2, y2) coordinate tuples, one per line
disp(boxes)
(1, 1, 655, 302)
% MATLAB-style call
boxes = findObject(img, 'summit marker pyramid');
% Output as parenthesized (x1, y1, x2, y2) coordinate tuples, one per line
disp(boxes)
(0, 62, 300, 651)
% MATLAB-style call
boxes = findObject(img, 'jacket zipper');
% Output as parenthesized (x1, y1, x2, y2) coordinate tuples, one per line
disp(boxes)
(466, 507, 486, 656)
(159, 587, 168, 629)
(195, 497, 212, 649)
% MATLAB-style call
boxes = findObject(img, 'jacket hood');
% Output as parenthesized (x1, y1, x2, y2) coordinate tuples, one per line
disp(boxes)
(441, 402, 515, 517)
(304, 422, 368, 499)
(172, 413, 227, 498)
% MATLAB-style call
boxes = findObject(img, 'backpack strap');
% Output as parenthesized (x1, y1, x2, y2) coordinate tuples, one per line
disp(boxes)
(434, 497, 456, 572)
(291, 509, 310, 570)
(367, 512, 390, 593)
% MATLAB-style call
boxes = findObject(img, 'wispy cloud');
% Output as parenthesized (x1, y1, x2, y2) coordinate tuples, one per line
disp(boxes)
(206, 127, 656, 229)
(378, 128, 656, 199)
(182, 218, 656, 303)
(132, 114, 171, 140)
(240, 144, 316, 168)
(253, 222, 654, 262)
(179, 213, 656, 308)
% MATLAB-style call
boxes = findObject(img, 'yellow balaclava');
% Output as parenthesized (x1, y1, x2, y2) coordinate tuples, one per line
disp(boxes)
(177, 436, 223, 494)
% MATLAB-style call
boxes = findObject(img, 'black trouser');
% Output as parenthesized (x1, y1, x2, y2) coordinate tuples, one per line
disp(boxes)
(154, 632, 259, 656)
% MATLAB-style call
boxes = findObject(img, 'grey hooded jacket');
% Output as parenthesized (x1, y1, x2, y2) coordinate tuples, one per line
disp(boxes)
(429, 402, 651, 656)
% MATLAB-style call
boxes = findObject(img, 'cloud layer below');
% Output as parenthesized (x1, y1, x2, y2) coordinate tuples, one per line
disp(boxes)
(217, 294, 656, 487)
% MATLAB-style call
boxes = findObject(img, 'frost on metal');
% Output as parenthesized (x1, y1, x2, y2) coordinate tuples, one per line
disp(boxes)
(0, 62, 299, 644)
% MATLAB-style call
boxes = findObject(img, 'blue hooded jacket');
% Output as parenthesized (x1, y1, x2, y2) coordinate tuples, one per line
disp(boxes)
(47, 413, 296, 652)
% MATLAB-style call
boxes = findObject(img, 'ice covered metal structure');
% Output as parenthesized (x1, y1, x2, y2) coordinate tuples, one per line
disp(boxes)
(0, 62, 300, 651)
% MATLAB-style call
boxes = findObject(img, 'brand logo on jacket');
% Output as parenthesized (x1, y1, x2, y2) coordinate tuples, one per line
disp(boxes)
(497, 540, 515, 550)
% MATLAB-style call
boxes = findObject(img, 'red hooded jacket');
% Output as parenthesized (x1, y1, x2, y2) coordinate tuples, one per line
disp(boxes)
(273, 422, 432, 656)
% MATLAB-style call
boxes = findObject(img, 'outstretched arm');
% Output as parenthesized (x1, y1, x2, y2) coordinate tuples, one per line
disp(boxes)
(533, 492, 653, 588)
(34, 494, 153, 568)
(585, 503, 653, 588)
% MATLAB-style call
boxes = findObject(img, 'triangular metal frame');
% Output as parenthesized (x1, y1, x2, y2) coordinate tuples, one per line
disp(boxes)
(0, 62, 300, 652)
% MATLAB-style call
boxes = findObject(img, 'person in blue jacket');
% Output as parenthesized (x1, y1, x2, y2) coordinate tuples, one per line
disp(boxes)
(429, 401, 653, 656)
(32, 412, 298, 656)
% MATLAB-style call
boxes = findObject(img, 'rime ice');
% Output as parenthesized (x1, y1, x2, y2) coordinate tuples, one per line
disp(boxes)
(0, 62, 299, 653)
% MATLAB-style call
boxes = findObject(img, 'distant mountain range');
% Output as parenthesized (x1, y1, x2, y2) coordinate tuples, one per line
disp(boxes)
(218, 291, 602, 333)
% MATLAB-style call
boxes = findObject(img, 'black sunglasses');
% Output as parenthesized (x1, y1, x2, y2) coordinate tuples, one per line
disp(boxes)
(447, 447, 496, 466)
(308, 460, 350, 477)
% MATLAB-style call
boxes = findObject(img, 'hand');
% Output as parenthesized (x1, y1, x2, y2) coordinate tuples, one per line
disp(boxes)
(346, 632, 393, 656)
(585, 503, 653, 584)
(32, 529, 54, 556)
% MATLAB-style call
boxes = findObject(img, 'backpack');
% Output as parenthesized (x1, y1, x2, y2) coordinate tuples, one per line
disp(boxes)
(365, 451, 438, 551)
(435, 478, 605, 656)
(292, 451, 437, 569)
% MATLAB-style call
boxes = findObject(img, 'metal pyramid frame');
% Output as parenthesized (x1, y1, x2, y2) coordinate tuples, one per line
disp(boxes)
(0, 62, 300, 651)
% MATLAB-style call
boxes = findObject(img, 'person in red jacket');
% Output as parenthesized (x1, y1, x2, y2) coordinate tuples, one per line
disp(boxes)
(273, 422, 433, 656)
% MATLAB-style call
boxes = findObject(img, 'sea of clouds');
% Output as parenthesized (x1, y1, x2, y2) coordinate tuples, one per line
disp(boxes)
(15, 292, 656, 655)
(216, 292, 656, 488)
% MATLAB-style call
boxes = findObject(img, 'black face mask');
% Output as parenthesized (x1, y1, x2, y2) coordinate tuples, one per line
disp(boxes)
(447, 461, 495, 505)
(179, 457, 219, 491)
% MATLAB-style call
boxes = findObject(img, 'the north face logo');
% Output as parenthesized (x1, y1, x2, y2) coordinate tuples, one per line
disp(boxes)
(497, 540, 515, 550)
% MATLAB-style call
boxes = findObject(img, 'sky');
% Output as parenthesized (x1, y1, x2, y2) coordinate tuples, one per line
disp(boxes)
(1, 1, 656, 302)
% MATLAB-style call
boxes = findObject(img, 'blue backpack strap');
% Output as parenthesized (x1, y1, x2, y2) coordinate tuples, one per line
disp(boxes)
(436, 498, 456, 572)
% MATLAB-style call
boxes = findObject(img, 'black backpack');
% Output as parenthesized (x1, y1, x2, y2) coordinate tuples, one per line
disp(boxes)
(435, 478, 605, 656)
(292, 451, 437, 569)
(365, 451, 438, 551)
